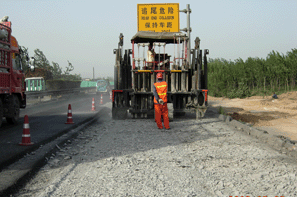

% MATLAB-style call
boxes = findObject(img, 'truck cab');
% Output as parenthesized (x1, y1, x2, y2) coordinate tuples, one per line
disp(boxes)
(0, 17, 34, 127)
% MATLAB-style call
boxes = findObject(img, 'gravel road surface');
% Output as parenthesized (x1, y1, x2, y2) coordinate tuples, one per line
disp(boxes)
(15, 103, 297, 197)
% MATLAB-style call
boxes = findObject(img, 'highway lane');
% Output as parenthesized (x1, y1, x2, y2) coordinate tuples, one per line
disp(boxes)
(0, 93, 111, 170)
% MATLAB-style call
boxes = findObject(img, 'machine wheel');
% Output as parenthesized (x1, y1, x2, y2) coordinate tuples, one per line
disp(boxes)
(112, 107, 127, 120)
(196, 109, 204, 120)
(6, 95, 20, 124)
(0, 99, 3, 127)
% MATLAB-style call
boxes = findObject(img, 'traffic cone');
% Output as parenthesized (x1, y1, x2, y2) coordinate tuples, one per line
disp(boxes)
(100, 94, 103, 104)
(65, 104, 74, 124)
(19, 115, 34, 146)
(91, 97, 96, 111)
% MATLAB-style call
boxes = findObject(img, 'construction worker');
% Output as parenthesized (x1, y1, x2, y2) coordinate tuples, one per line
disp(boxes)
(147, 43, 155, 69)
(153, 72, 170, 130)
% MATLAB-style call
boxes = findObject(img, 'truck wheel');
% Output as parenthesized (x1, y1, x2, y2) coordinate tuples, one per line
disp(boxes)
(6, 95, 20, 124)
(0, 100, 3, 127)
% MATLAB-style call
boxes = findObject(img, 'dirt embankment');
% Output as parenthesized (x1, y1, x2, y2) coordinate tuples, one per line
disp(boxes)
(209, 91, 297, 141)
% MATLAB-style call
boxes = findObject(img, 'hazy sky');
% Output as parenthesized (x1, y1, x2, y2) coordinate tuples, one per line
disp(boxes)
(2, 0, 296, 79)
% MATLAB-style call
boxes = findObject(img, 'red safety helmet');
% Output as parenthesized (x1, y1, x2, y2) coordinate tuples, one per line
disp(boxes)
(156, 72, 163, 79)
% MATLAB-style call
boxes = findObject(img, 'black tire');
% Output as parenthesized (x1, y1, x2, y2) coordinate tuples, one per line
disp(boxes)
(6, 95, 20, 125)
(0, 99, 3, 127)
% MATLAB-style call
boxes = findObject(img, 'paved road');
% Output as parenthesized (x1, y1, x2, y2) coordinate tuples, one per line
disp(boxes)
(0, 93, 111, 170)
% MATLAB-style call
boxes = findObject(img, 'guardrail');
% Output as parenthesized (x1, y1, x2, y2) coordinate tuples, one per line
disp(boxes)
(26, 87, 96, 98)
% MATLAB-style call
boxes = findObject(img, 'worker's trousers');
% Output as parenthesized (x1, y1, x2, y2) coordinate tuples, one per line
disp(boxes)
(154, 103, 170, 129)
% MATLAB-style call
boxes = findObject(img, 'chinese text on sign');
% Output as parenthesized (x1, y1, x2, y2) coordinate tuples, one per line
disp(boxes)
(137, 3, 180, 32)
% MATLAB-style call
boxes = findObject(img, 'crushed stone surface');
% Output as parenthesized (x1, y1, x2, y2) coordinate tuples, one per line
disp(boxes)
(16, 104, 297, 197)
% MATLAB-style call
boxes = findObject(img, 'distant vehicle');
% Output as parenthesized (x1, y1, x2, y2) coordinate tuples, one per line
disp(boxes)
(80, 80, 97, 88)
(25, 77, 45, 91)
(96, 79, 113, 95)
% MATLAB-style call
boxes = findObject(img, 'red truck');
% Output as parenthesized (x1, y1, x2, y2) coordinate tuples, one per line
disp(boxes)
(0, 17, 34, 127)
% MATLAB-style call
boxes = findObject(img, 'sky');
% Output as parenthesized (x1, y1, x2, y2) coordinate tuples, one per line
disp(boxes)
(1, 0, 296, 79)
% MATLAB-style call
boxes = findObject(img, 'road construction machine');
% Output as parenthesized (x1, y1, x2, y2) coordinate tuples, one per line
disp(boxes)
(112, 4, 209, 120)
(0, 16, 34, 127)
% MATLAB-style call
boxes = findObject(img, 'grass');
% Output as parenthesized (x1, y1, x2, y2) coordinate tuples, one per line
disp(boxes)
(218, 106, 226, 115)
(210, 87, 297, 100)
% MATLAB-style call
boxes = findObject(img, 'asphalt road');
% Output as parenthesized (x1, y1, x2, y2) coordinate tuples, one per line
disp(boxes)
(0, 92, 111, 170)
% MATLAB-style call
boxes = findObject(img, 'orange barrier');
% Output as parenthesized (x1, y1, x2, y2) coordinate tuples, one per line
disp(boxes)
(19, 115, 34, 146)
(91, 97, 96, 111)
(100, 94, 103, 104)
(65, 104, 74, 124)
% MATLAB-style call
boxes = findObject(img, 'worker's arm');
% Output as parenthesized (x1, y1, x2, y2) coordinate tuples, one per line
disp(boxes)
(153, 84, 159, 103)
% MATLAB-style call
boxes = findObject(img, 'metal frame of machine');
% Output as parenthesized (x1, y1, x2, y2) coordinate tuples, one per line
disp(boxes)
(112, 4, 209, 120)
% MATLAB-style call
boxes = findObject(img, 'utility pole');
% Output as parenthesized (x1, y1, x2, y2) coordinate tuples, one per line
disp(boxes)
(93, 67, 95, 80)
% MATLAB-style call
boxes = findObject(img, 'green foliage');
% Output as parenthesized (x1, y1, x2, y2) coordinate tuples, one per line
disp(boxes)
(208, 48, 297, 98)
(33, 49, 51, 70)
(94, 76, 114, 81)
(60, 73, 82, 81)
(64, 61, 74, 75)
(46, 79, 81, 90)
(25, 68, 53, 80)
(25, 48, 82, 81)
(51, 61, 62, 79)
(218, 106, 226, 115)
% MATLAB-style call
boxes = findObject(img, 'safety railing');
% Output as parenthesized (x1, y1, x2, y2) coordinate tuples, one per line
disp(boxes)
(26, 87, 96, 98)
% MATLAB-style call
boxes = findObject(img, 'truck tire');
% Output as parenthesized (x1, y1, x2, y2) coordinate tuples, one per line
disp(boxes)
(6, 95, 20, 125)
(0, 100, 3, 127)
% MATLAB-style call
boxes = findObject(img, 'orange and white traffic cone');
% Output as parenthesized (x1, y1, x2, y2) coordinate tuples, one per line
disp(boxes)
(19, 115, 34, 146)
(65, 104, 74, 124)
(91, 97, 96, 111)
(100, 94, 103, 104)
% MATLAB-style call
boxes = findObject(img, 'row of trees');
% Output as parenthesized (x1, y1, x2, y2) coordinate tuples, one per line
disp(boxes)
(21, 47, 81, 81)
(207, 48, 297, 98)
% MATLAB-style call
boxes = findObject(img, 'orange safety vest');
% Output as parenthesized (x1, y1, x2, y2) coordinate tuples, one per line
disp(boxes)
(154, 81, 168, 104)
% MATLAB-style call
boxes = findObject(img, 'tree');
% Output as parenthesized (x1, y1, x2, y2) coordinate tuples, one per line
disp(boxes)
(64, 61, 74, 75)
(33, 49, 51, 70)
(25, 68, 53, 80)
(51, 61, 62, 79)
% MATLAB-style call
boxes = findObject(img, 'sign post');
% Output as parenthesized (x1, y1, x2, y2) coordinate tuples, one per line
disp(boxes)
(137, 3, 179, 32)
